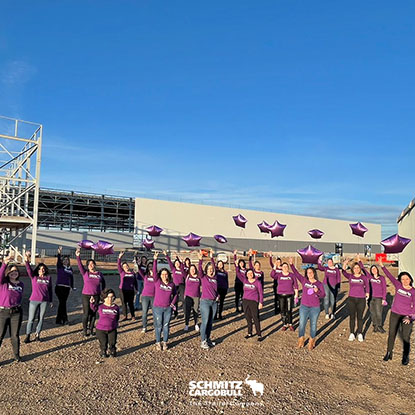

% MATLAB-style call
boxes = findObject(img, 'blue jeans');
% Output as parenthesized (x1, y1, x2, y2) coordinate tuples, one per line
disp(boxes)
(153, 306, 172, 343)
(26, 301, 48, 335)
(200, 299, 217, 342)
(298, 304, 320, 338)
(141, 295, 153, 329)
(134, 280, 144, 310)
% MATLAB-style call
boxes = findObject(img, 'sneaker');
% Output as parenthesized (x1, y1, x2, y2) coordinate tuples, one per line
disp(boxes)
(24, 335, 31, 344)
(357, 333, 364, 342)
(378, 327, 386, 334)
(207, 339, 216, 347)
(141, 327, 146, 333)
(288, 325, 295, 332)
(348, 333, 355, 342)
(201, 340, 210, 350)
(110, 351, 117, 358)
(325, 314, 330, 320)
(162, 342, 168, 351)
(330, 314, 335, 320)
(155, 342, 162, 351)
(34, 334, 41, 342)
(257, 336, 264, 342)
(100, 352, 108, 358)
(184, 325, 189, 332)
(245, 334, 253, 339)
(281, 326, 287, 332)
(195, 324, 200, 332)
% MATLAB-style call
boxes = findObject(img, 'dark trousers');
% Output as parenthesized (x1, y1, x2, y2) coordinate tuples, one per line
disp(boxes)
(55, 285, 70, 324)
(279, 294, 294, 325)
(348, 297, 366, 334)
(119, 289, 135, 318)
(216, 287, 228, 318)
(234, 280, 243, 310)
(173, 284, 185, 317)
(0, 308, 22, 358)
(369, 297, 383, 328)
(243, 299, 261, 336)
(82, 294, 99, 332)
(184, 296, 199, 325)
(96, 328, 117, 355)
(273, 280, 280, 313)
(387, 311, 413, 355)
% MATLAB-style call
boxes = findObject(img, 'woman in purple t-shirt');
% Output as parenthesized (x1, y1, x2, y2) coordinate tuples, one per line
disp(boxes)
(184, 264, 201, 332)
(90, 288, 120, 359)
(0, 255, 24, 362)
(379, 258, 415, 365)
(24, 251, 53, 344)
(342, 258, 370, 342)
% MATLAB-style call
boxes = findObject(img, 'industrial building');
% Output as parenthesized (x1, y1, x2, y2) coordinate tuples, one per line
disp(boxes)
(397, 198, 415, 276)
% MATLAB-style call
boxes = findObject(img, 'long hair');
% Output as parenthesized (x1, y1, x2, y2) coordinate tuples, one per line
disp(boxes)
(398, 271, 414, 285)
(158, 268, 172, 284)
(100, 288, 116, 303)
(33, 262, 49, 277)
(305, 266, 318, 281)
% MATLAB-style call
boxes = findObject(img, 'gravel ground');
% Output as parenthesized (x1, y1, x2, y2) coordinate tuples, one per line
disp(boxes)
(0, 258, 413, 415)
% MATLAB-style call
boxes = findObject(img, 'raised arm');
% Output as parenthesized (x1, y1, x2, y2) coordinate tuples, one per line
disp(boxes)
(317, 257, 325, 272)
(153, 253, 160, 282)
(358, 261, 369, 277)
(289, 260, 305, 285)
(75, 248, 86, 275)
(165, 253, 174, 272)
(24, 252, 34, 279)
(270, 269, 278, 280)
(57, 246, 64, 269)
(117, 252, 124, 276)
(381, 265, 399, 289)
(0, 260, 8, 284)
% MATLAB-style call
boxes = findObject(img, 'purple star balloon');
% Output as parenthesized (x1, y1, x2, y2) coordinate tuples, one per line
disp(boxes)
(232, 214, 247, 228)
(297, 245, 323, 264)
(381, 233, 411, 254)
(146, 225, 163, 237)
(78, 240, 94, 250)
(182, 232, 202, 247)
(214, 234, 227, 244)
(257, 221, 271, 233)
(268, 220, 286, 238)
(349, 222, 368, 238)
(142, 237, 155, 251)
(308, 229, 324, 239)
(92, 240, 114, 256)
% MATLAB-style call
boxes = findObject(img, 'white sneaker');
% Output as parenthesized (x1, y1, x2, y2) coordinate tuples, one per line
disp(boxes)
(330, 314, 335, 320)
(201, 340, 210, 350)
(325, 314, 330, 320)
(207, 339, 216, 347)
(348, 333, 355, 342)
(357, 333, 364, 342)
(195, 324, 200, 332)
(141, 327, 146, 333)
(184, 325, 189, 332)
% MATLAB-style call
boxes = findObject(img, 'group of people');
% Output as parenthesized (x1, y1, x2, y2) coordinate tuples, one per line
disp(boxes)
(0, 246, 413, 365)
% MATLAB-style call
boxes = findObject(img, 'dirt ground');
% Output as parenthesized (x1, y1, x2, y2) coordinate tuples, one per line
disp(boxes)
(0, 256, 414, 415)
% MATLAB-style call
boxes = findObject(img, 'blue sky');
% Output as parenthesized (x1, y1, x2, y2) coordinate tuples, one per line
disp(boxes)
(0, 1, 414, 237)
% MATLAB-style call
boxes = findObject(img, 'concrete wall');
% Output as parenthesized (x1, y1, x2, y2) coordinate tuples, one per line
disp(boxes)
(134, 198, 382, 254)
(398, 206, 415, 276)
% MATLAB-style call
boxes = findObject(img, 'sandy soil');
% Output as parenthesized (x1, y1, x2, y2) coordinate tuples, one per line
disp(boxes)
(0, 257, 413, 415)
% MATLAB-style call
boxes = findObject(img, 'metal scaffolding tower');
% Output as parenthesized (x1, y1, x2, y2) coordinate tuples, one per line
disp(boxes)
(0, 115, 42, 263)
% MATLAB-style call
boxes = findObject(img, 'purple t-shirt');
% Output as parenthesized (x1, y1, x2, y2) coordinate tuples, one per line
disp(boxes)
(317, 263, 341, 287)
(167, 255, 186, 286)
(342, 270, 369, 298)
(137, 263, 155, 297)
(25, 262, 53, 302)
(0, 263, 24, 307)
(198, 259, 218, 300)
(56, 255, 74, 288)
(236, 271, 264, 303)
(185, 275, 201, 298)
(359, 261, 386, 300)
(271, 270, 298, 295)
(117, 258, 138, 291)
(77, 256, 106, 296)
(153, 262, 178, 308)
(91, 303, 120, 331)
(291, 265, 325, 307)
(383, 266, 415, 316)
(233, 255, 245, 285)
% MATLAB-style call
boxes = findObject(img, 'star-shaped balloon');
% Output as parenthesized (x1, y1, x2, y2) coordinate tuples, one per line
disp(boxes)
(146, 225, 163, 237)
(92, 240, 114, 256)
(349, 222, 368, 238)
(268, 220, 286, 238)
(257, 221, 271, 233)
(182, 232, 202, 247)
(232, 214, 247, 228)
(142, 237, 155, 251)
(214, 234, 227, 244)
(297, 245, 323, 264)
(78, 240, 94, 250)
(381, 234, 411, 254)
(308, 229, 324, 239)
